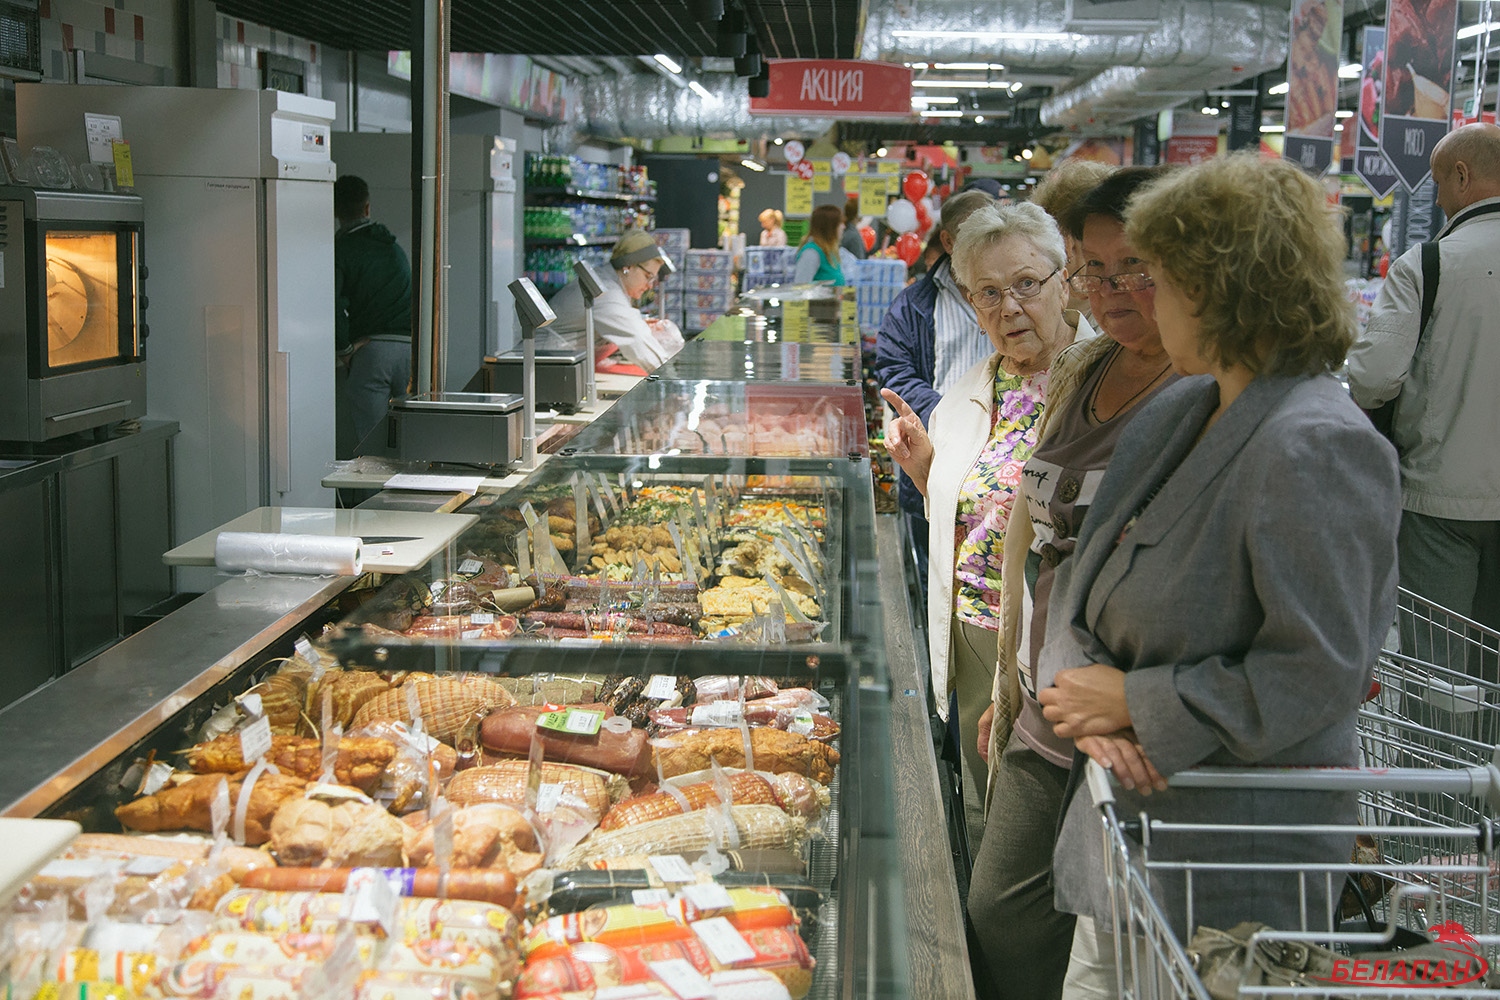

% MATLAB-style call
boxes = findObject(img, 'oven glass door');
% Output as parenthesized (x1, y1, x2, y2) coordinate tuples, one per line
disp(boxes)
(40, 224, 139, 373)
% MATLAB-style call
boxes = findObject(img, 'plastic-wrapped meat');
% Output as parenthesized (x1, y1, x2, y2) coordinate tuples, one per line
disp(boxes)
(649, 704, 839, 742)
(400, 614, 519, 640)
(521, 612, 695, 637)
(480, 704, 650, 776)
(429, 579, 479, 616)
(693, 676, 779, 703)
(523, 581, 569, 613)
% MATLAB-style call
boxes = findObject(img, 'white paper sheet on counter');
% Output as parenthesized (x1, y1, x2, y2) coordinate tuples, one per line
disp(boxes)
(383, 473, 486, 493)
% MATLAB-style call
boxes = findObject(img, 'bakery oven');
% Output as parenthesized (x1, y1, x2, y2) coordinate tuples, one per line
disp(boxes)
(0, 186, 147, 441)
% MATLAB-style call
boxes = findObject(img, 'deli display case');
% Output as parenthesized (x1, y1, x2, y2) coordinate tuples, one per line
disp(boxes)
(654, 340, 861, 385)
(0, 361, 952, 998)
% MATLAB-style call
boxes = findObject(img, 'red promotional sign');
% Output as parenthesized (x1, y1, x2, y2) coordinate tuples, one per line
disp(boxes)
(749, 60, 913, 118)
(1164, 136, 1219, 165)
(791, 160, 815, 180)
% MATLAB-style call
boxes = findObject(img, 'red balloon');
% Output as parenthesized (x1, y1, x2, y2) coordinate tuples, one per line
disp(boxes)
(860, 225, 876, 251)
(914, 200, 933, 236)
(903, 170, 930, 203)
(936, 183, 952, 200)
(895, 232, 922, 266)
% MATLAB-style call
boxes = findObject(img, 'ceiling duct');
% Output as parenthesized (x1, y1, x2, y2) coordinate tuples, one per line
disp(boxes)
(861, 0, 1286, 128)
(553, 70, 906, 145)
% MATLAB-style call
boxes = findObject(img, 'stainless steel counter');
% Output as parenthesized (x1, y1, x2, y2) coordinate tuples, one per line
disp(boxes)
(0, 573, 351, 817)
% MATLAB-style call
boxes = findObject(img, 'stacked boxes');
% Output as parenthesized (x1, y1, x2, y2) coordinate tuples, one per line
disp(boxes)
(848, 259, 907, 337)
(742, 246, 797, 292)
(652, 229, 691, 329)
(683, 249, 736, 332)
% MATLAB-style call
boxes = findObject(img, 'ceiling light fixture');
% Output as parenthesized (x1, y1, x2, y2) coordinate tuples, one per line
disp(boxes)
(903, 61, 930, 69)
(1009, 82, 1024, 94)
(740, 158, 766, 172)
(912, 96, 960, 104)
(735, 36, 762, 76)
(1268, 81, 1290, 95)
(773, 137, 784, 145)
(933, 62, 1007, 71)
(1338, 62, 1362, 78)
(974, 115, 985, 123)
(715, 8, 747, 57)
(1221, 99, 1231, 108)
(1335, 109, 1353, 118)
(894, 28, 1082, 42)
(1021, 147, 1033, 159)
(688, 80, 713, 99)
(1334, 123, 1344, 131)
(653, 53, 683, 74)
(876, 147, 889, 157)
(1260, 124, 1286, 132)
(914, 79, 1017, 89)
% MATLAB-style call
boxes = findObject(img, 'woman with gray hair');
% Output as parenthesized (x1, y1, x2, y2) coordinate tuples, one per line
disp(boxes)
(882, 201, 1092, 851)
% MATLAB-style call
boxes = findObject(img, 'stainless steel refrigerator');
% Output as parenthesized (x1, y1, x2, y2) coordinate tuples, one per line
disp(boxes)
(331, 131, 519, 391)
(19, 85, 338, 591)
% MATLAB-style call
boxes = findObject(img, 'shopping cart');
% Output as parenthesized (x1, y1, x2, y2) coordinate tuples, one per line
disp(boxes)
(1090, 761, 1500, 1000)
(1391, 587, 1500, 683)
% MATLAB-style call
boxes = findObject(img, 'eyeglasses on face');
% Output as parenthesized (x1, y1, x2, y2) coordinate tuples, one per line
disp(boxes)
(970, 266, 1062, 310)
(1067, 268, 1154, 294)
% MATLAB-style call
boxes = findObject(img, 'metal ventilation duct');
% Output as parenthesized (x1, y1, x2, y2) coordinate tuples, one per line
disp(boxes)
(861, 0, 1287, 128)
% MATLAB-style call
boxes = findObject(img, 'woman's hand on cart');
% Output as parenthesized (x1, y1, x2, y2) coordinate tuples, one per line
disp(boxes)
(879, 388, 934, 496)
(1077, 730, 1167, 794)
(1040, 663, 1132, 739)
(977, 702, 995, 763)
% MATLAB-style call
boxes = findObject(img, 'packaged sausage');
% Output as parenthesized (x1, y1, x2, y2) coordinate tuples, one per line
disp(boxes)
(212, 889, 521, 955)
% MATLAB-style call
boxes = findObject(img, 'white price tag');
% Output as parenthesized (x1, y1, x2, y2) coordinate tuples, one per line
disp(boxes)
(535, 782, 563, 813)
(239, 715, 273, 764)
(789, 711, 815, 736)
(469, 612, 494, 625)
(690, 702, 743, 728)
(647, 854, 697, 884)
(294, 635, 321, 668)
(680, 882, 735, 912)
(519, 502, 541, 529)
(343, 867, 399, 937)
(645, 674, 678, 700)
(632, 888, 673, 907)
(123, 855, 178, 876)
(691, 916, 756, 965)
(458, 558, 484, 576)
(646, 959, 713, 999)
(239, 693, 264, 718)
(461, 628, 485, 640)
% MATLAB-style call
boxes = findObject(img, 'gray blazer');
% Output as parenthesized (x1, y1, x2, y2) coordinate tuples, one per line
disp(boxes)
(1038, 373, 1400, 937)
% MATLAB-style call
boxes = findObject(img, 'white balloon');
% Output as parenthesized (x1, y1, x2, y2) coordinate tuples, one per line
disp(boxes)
(886, 198, 918, 234)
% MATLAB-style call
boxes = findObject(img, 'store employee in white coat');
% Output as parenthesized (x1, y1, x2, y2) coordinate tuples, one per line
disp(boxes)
(547, 229, 684, 373)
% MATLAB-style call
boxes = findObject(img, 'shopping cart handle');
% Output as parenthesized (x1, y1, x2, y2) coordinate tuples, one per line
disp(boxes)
(1168, 764, 1500, 813)
(1085, 759, 1116, 808)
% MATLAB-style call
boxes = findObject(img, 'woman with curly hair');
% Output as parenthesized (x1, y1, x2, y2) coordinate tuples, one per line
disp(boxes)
(1036, 154, 1400, 994)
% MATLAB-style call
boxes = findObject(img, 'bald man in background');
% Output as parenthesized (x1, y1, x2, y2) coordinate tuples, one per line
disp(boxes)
(1349, 123, 1500, 660)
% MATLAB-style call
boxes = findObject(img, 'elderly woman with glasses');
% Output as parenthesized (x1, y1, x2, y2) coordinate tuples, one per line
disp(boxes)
(881, 201, 1092, 852)
(965, 166, 1181, 1000)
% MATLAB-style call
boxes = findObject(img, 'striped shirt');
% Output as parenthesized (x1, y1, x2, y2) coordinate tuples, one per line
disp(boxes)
(931, 259, 988, 397)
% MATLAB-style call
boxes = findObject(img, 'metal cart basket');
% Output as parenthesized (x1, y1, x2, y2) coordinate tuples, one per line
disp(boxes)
(1090, 760, 1500, 1000)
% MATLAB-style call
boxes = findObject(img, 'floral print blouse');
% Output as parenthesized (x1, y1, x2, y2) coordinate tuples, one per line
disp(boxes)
(953, 369, 1048, 627)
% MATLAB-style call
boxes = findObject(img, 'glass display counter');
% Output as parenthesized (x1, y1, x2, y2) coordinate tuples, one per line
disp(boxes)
(658, 339, 861, 384)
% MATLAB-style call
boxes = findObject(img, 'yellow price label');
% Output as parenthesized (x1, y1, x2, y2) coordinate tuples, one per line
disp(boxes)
(877, 161, 901, 174)
(813, 172, 831, 193)
(783, 299, 810, 341)
(859, 178, 887, 217)
(785, 176, 814, 217)
(111, 140, 135, 188)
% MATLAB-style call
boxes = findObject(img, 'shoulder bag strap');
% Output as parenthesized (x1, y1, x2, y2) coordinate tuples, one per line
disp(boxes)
(1418, 239, 1440, 341)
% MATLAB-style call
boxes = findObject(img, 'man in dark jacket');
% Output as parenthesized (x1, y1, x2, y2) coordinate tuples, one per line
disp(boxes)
(874, 188, 992, 595)
(335, 174, 413, 454)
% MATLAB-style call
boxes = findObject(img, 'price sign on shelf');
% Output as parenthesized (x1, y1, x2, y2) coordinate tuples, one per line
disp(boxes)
(831, 151, 852, 176)
(792, 159, 816, 180)
(785, 176, 814, 217)
(782, 139, 805, 164)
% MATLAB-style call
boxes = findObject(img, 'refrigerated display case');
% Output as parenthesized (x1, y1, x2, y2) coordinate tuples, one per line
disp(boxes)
(656, 340, 862, 384)
(0, 368, 956, 999)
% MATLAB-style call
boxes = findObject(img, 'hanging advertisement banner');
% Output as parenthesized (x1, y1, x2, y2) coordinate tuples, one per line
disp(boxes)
(749, 60, 913, 117)
(1354, 28, 1400, 195)
(1379, 0, 1459, 191)
(1283, 0, 1343, 173)
(1164, 111, 1219, 165)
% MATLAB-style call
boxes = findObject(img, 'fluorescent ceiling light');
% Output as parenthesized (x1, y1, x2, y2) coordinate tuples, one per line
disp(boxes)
(921, 109, 964, 117)
(916, 79, 1017, 88)
(1338, 62, 1362, 78)
(1458, 23, 1490, 38)
(894, 28, 1082, 42)
(773, 137, 784, 145)
(1260, 124, 1286, 133)
(911, 95, 960, 104)
(653, 53, 683, 74)
(1268, 82, 1290, 95)
(740, 158, 766, 172)
(1021, 148, 1033, 159)
(688, 80, 712, 99)
(1334, 123, 1344, 131)
(974, 115, 985, 123)
(876, 146, 889, 157)
(902, 62, 930, 69)
(1335, 109, 1354, 118)
(933, 62, 1007, 71)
